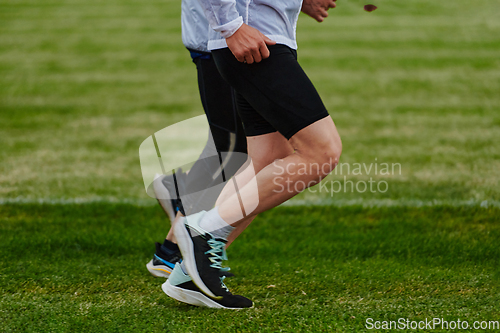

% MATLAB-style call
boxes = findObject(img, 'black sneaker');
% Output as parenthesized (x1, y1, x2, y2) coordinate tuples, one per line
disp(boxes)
(174, 211, 248, 302)
(146, 242, 182, 278)
(153, 170, 186, 221)
(162, 263, 252, 309)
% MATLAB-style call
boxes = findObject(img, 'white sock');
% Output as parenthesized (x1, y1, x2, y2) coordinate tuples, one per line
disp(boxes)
(199, 207, 235, 240)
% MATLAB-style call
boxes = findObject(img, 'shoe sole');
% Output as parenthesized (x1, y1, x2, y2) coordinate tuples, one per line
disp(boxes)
(146, 259, 172, 279)
(153, 175, 176, 222)
(173, 217, 220, 300)
(162, 280, 249, 309)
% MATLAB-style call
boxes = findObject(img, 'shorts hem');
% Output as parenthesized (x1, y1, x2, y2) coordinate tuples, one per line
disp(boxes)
(243, 113, 329, 140)
(282, 113, 330, 140)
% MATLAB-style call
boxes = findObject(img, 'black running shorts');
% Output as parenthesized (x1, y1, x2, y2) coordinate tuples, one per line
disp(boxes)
(212, 44, 329, 140)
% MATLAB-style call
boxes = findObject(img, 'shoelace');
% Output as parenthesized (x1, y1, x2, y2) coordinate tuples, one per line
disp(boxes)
(205, 238, 227, 270)
(206, 238, 231, 292)
(219, 275, 230, 292)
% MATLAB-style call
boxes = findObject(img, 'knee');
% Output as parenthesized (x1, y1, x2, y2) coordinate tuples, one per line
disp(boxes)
(319, 146, 342, 178)
(327, 135, 342, 165)
(309, 135, 342, 178)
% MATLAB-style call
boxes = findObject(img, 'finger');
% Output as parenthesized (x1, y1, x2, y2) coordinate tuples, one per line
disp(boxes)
(252, 46, 263, 63)
(244, 53, 254, 65)
(259, 43, 270, 60)
(320, 8, 329, 18)
(329, 0, 336, 8)
(314, 15, 324, 23)
(264, 36, 276, 45)
(233, 52, 245, 62)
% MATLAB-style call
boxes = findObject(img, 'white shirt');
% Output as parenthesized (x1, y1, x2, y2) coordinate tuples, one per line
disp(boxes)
(183, 0, 303, 52)
(181, 0, 211, 52)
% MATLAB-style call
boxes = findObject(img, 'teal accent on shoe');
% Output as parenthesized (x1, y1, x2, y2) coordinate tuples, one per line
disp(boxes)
(168, 263, 192, 286)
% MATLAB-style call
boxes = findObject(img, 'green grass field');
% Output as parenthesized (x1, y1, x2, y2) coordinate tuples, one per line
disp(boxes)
(1, 204, 499, 331)
(1, 0, 500, 331)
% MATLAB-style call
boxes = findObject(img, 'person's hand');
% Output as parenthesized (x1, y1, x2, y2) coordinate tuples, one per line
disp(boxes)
(301, 0, 336, 22)
(226, 23, 276, 64)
